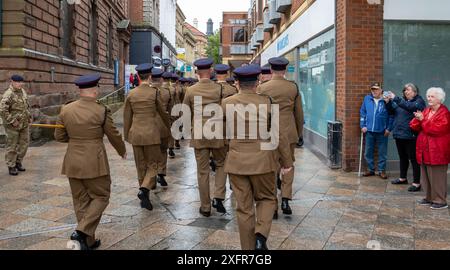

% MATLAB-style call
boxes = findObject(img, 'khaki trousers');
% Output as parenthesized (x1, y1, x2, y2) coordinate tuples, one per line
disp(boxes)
(5, 127, 29, 168)
(132, 145, 161, 190)
(277, 143, 296, 199)
(421, 164, 448, 205)
(157, 138, 169, 176)
(194, 147, 227, 212)
(229, 172, 277, 250)
(69, 175, 111, 246)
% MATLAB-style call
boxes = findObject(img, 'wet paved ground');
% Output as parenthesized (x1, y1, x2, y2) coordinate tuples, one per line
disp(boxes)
(0, 110, 449, 250)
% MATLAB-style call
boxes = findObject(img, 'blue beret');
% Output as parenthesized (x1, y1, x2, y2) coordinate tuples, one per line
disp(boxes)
(268, 57, 289, 71)
(11, 75, 24, 82)
(151, 68, 164, 78)
(194, 58, 214, 70)
(135, 63, 153, 74)
(162, 72, 173, 79)
(75, 73, 101, 89)
(214, 64, 230, 74)
(233, 65, 261, 82)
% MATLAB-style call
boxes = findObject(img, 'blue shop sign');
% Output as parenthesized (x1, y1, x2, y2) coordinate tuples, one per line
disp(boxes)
(277, 35, 289, 53)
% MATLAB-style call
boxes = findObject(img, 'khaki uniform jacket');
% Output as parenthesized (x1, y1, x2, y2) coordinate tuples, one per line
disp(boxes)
(0, 86, 32, 130)
(257, 77, 304, 143)
(222, 90, 293, 175)
(54, 97, 126, 179)
(123, 82, 170, 145)
(219, 82, 238, 99)
(183, 78, 225, 149)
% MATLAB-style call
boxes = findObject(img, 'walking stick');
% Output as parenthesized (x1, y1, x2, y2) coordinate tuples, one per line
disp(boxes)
(358, 131, 364, 177)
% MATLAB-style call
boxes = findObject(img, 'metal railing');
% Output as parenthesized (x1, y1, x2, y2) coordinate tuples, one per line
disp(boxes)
(97, 86, 125, 106)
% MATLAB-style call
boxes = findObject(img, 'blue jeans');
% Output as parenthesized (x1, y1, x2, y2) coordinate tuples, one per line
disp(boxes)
(364, 131, 388, 172)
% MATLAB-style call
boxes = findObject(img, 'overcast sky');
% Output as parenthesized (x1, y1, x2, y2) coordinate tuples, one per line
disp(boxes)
(177, 0, 250, 34)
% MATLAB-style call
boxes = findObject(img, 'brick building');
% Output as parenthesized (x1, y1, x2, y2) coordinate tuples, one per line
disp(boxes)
(220, 12, 252, 69)
(243, 0, 450, 171)
(0, 0, 131, 128)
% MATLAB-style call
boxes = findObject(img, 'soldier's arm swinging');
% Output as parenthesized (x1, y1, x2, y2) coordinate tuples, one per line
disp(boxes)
(54, 110, 69, 143)
(123, 97, 132, 142)
(156, 90, 170, 130)
(103, 107, 126, 157)
(294, 90, 304, 138)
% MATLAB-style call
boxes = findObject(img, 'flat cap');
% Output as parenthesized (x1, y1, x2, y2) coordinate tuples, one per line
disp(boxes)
(170, 74, 179, 81)
(226, 77, 235, 83)
(233, 65, 261, 82)
(194, 58, 214, 70)
(268, 57, 289, 71)
(75, 73, 101, 89)
(135, 63, 153, 74)
(214, 64, 230, 74)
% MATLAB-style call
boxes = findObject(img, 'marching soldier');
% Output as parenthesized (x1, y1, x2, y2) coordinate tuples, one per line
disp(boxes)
(222, 65, 293, 250)
(258, 57, 304, 216)
(260, 64, 272, 84)
(215, 64, 238, 98)
(154, 70, 173, 185)
(54, 74, 127, 250)
(123, 64, 170, 211)
(183, 58, 228, 216)
(0, 75, 32, 176)
(163, 72, 177, 158)
(170, 74, 181, 150)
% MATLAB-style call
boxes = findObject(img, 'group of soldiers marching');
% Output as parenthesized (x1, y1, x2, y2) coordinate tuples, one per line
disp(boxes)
(0, 56, 303, 250)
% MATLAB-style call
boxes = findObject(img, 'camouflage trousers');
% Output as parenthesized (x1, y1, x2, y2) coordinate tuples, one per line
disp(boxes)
(5, 127, 29, 168)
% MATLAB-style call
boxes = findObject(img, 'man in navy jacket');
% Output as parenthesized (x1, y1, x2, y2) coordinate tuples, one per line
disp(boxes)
(360, 83, 394, 179)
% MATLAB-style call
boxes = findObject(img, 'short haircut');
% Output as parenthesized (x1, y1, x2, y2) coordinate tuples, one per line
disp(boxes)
(238, 80, 258, 89)
(138, 73, 151, 81)
(426, 87, 446, 103)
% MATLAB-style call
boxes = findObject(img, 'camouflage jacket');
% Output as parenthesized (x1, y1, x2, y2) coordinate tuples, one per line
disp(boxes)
(0, 86, 31, 130)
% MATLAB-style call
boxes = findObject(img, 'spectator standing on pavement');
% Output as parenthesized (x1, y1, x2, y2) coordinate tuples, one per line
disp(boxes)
(360, 82, 394, 179)
(385, 83, 426, 192)
(410, 87, 450, 210)
(0, 75, 32, 176)
(129, 73, 135, 88)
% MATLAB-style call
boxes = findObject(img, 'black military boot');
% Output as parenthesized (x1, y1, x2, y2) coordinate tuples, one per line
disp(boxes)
(175, 140, 181, 149)
(168, 148, 175, 159)
(212, 198, 226, 213)
(281, 198, 292, 215)
(277, 175, 282, 190)
(70, 231, 90, 250)
(16, 163, 26, 172)
(8, 167, 18, 176)
(255, 233, 268, 250)
(137, 188, 153, 211)
(157, 174, 168, 187)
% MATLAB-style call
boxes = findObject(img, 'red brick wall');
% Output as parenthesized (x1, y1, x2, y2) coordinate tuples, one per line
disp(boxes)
(129, 0, 143, 24)
(221, 12, 249, 59)
(336, 0, 384, 171)
(0, 0, 130, 121)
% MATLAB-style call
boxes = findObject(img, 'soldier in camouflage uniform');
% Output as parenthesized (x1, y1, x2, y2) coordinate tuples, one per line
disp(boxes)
(0, 75, 32, 176)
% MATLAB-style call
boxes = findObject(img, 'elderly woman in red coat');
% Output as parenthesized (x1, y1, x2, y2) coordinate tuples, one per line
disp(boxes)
(410, 87, 450, 210)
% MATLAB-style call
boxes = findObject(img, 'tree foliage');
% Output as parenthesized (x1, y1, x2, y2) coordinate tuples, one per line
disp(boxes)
(206, 30, 221, 64)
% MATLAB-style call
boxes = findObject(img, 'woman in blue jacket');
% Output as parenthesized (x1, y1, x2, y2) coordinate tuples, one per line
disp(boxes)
(385, 83, 426, 192)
